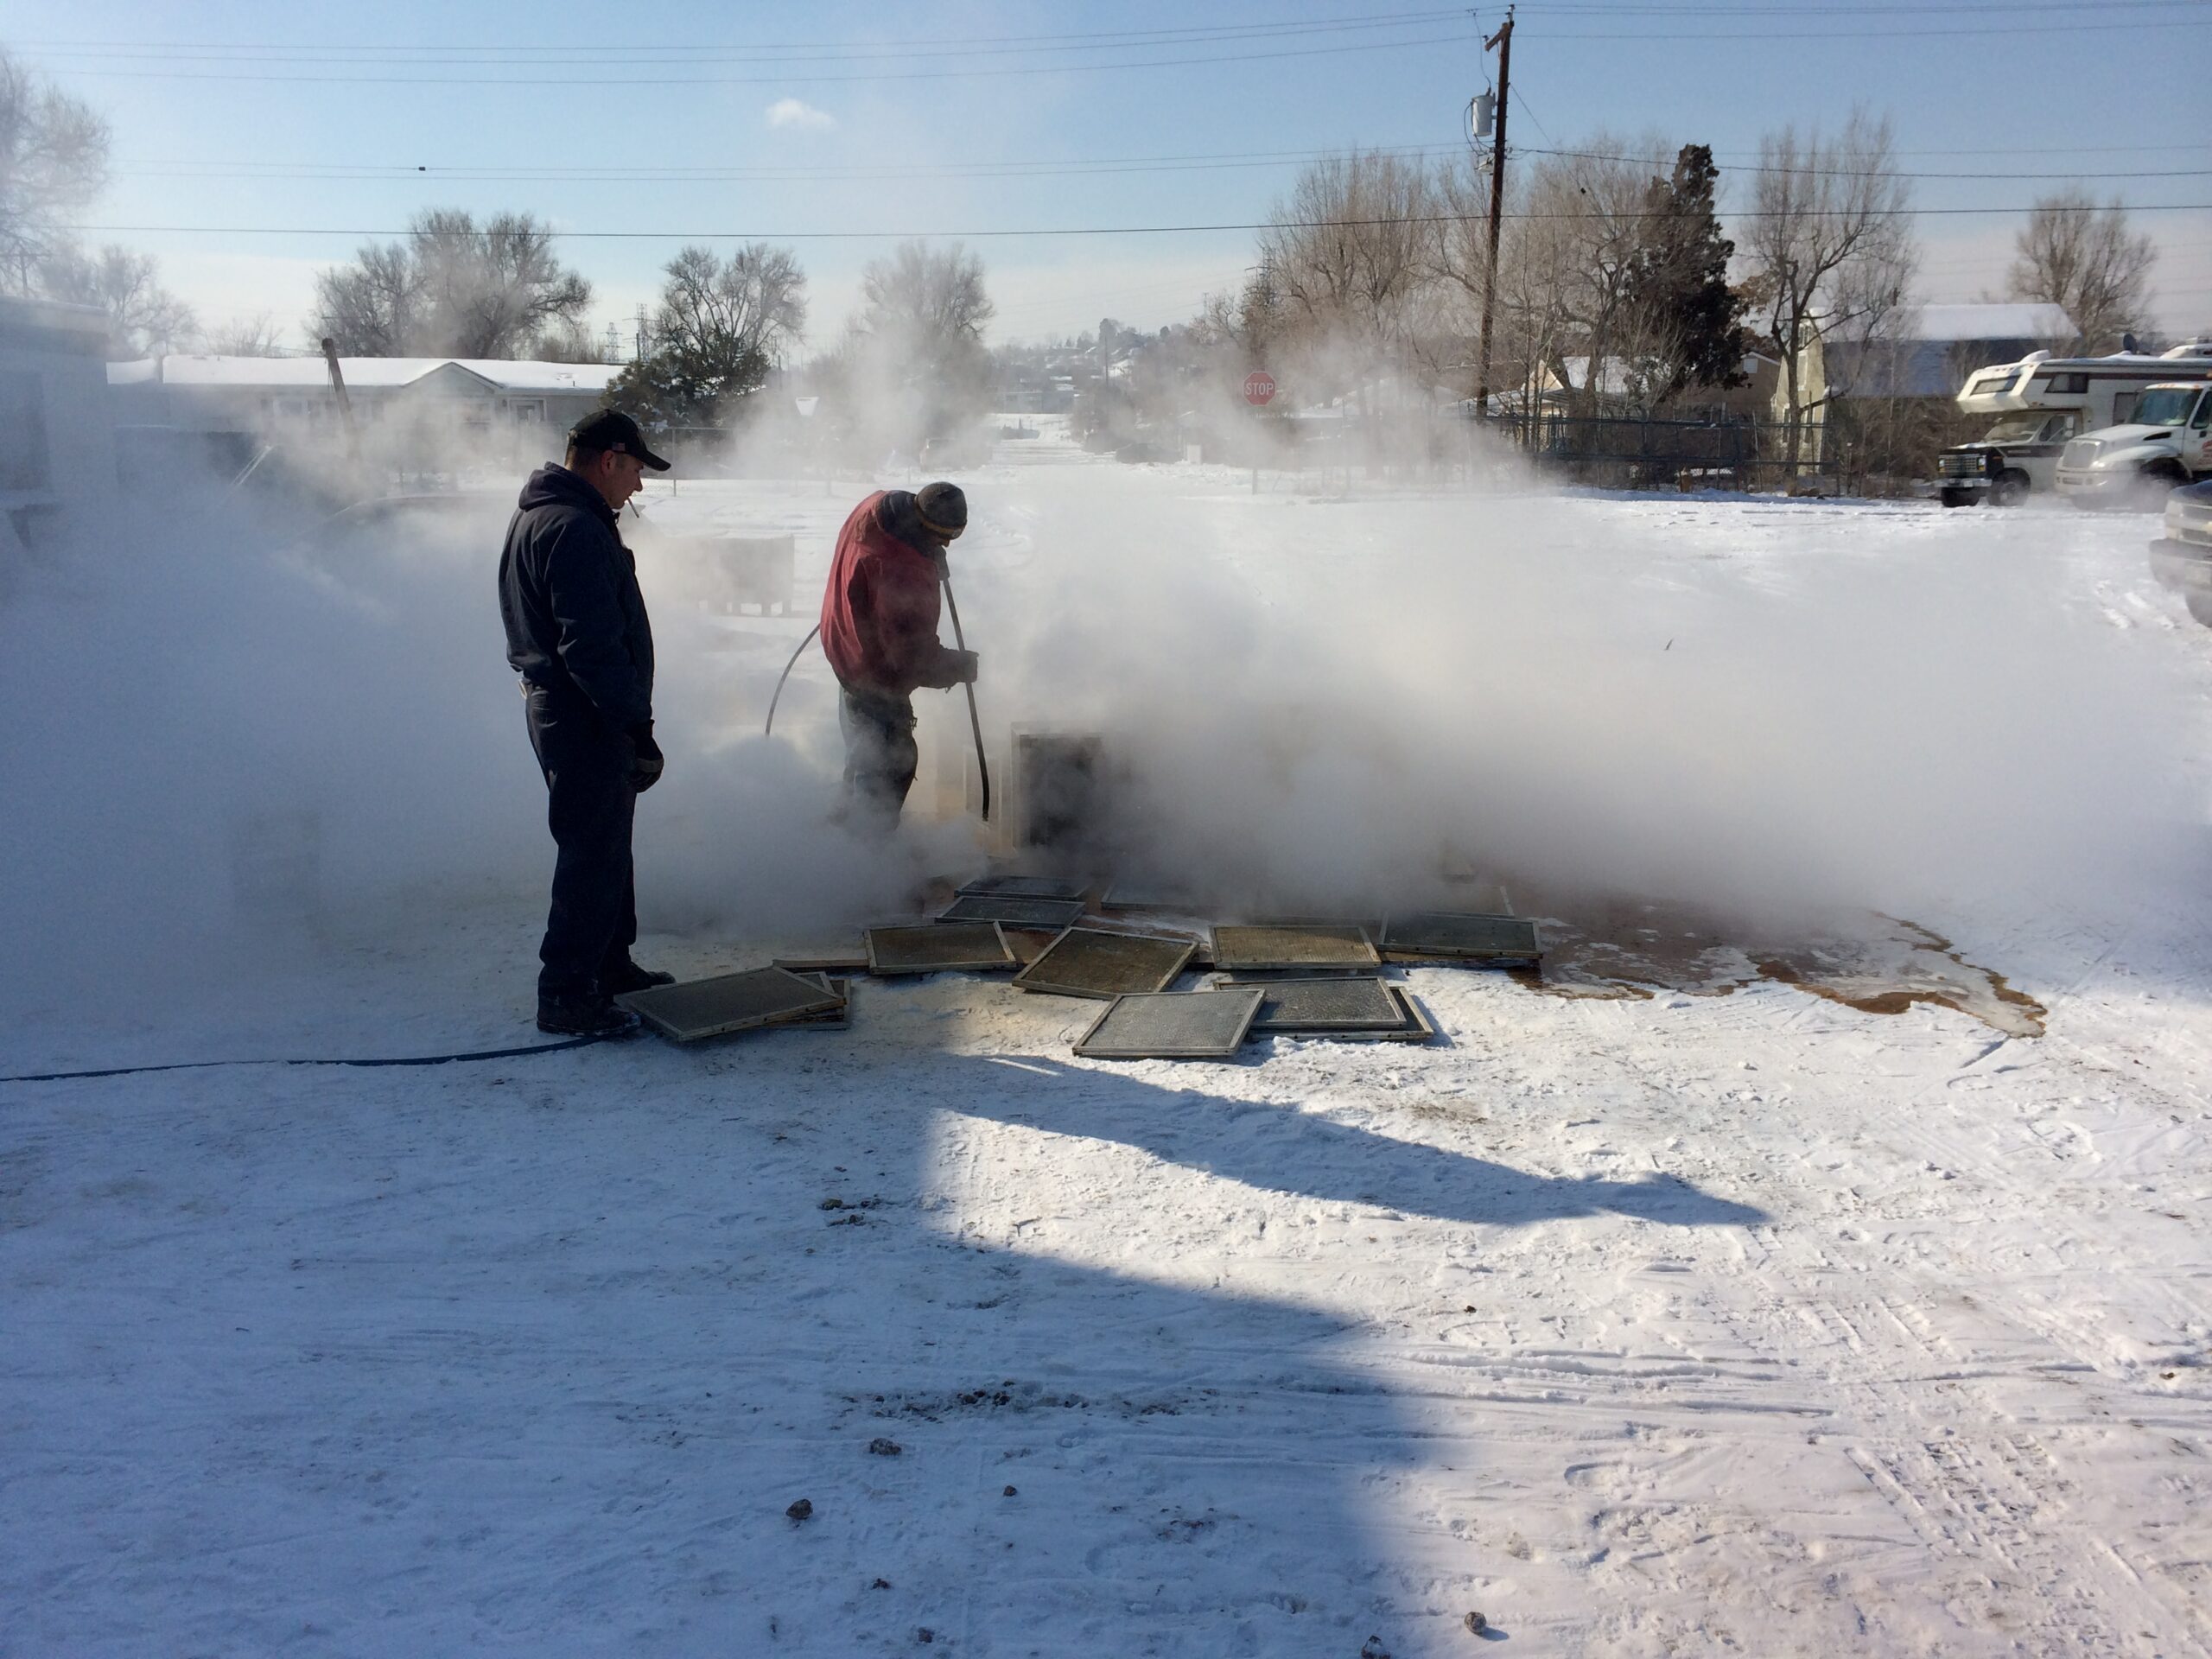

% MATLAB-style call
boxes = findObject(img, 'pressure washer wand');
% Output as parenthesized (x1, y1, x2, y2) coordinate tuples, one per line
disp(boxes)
(939, 570, 991, 823)
(763, 624, 820, 738)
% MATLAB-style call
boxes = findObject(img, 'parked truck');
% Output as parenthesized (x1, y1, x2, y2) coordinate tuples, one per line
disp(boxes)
(2147, 477, 2212, 626)
(2056, 379, 2212, 509)
(1936, 340, 2212, 507)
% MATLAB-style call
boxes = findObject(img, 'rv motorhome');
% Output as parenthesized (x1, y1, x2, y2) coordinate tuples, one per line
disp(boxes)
(1936, 340, 2212, 507)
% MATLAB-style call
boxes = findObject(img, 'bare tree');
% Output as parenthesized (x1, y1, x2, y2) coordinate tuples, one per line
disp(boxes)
(654, 242, 806, 369)
(311, 210, 591, 357)
(529, 317, 610, 364)
(2006, 189, 2157, 353)
(412, 210, 590, 358)
(1528, 140, 1674, 416)
(605, 243, 809, 426)
(0, 50, 110, 295)
(37, 244, 194, 357)
(855, 240, 995, 436)
(206, 312, 292, 356)
(1739, 109, 1916, 467)
(312, 241, 420, 356)
(860, 240, 993, 357)
(1256, 149, 1440, 402)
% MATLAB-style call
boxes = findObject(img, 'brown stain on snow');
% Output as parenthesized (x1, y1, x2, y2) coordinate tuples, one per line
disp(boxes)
(1504, 901, 2046, 1038)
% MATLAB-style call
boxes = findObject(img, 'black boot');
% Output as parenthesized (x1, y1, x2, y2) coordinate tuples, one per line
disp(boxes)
(601, 959, 676, 995)
(537, 994, 641, 1037)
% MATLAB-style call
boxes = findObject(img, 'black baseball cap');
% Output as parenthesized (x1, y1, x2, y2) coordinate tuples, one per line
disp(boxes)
(568, 408, 671, 472)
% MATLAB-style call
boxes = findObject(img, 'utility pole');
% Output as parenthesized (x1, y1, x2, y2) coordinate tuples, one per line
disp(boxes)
(319, 335, 360, 464)
(1473, 6, 1513, 421)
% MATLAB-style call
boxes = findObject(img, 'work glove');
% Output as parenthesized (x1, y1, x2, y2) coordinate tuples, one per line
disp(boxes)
(627, 722, 665, 793)
(949, 649, 980, 687)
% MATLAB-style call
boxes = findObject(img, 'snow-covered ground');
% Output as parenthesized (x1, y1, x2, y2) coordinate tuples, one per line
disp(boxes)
(3, 428, 2209, 1656)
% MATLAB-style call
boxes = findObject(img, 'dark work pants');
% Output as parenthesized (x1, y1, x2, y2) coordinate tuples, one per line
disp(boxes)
(838, 685, 918, 836)
(524, 686, 638, 1001)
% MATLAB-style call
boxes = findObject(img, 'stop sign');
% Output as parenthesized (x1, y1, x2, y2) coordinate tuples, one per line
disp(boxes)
(1243, 370, 1276, 406)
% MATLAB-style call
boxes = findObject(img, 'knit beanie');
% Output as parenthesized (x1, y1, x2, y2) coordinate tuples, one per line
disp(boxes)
(916, 480, 968, 538)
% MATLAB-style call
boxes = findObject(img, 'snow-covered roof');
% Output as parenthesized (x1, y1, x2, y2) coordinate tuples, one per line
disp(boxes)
(106, 355, 624, 393)
(1912, 302, 2073, 342)
(451, 359, 624, 394)
(0, 295, 111, 339)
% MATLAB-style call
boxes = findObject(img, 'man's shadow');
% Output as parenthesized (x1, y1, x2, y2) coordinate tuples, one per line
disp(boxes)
(636, 1034, 1765, 1655)
(957, 1052, 1765, 1230)
(26, 1026, 1764, 1658)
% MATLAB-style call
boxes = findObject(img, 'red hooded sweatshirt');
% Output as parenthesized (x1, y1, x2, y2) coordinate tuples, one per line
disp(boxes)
(819, 490, 966, 697)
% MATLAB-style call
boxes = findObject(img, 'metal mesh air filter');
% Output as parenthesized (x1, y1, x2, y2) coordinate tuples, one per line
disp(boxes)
(1319, 985, 1440, 1044)
(1014, 927, 1196, 1000)
(1074, 988, 1265, 1060)
(772, 951, 870, 975)
(958, 874, 1092, 901)
(865, 922, 1016, 975)
(1381, 912, 1541, 963)
(779, 974, 851, 1028)
(1222, 975, 1406, 1031)
(1211, 923, 1380, 972)
(938, 893, 1090, 929)
(617, 966, 845, 1042)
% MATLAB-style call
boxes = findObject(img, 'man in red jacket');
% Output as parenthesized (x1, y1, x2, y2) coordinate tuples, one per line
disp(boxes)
(818, 481, 979, 831)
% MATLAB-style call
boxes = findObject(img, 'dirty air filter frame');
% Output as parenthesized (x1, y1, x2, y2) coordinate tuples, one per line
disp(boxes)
(1320, 985, 1440, 1044)
(1210, 923, 1381, 972)
(617, 965, 846, 1042)
(1014, 926, 1196, 1000)
(938, 893, 1090, 929)
(1073, 988, 1266, 1060)
(865, 921, 1018, 976)
(1218, 974, 1407, 1031)
(1380, 912, 1541, 963)
(957, 874, 1093, 901)
(778, 974, 852, 1028)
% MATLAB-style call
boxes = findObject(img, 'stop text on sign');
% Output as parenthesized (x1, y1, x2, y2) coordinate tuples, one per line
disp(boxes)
(1243, 371, 1276, 407)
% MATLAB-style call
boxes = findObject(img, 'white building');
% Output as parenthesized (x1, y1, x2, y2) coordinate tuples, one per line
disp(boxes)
(0, 296, 119, 542)
(106, 354, 624, 464)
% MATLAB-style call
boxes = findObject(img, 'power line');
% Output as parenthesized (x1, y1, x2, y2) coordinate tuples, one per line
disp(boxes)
(64, 203, 2212, 245)
(13, 10, 1472, 57)
(24, 29, 1477, 86)
(1516, 146, 2212, 182)
(36, 10, 2212, 85)
(1512, 15, 2207, 38)
(105, 154, 2212, 187)
(13, 0, 2194, 56)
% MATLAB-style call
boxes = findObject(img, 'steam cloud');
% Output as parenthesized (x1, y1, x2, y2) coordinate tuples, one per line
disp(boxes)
(0, 422, 2194, 1034)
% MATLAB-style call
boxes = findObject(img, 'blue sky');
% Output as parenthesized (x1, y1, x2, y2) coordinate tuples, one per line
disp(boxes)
(6, 0, 2209, 352)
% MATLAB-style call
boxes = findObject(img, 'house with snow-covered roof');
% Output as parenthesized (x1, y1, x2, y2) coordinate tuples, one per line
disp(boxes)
(106, 354, 623, 464)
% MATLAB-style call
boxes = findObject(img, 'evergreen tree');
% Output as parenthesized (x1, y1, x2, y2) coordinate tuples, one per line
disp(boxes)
(1625, 144, 1751, 408)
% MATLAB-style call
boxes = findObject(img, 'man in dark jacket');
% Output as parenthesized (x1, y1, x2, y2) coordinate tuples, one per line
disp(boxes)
(818, 481, 978, 832)
(499, 409, 672, 1034)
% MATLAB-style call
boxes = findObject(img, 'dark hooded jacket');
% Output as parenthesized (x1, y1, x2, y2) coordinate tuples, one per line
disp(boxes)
(499, 464, 655, 732)
(819, 489, 966, 697)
